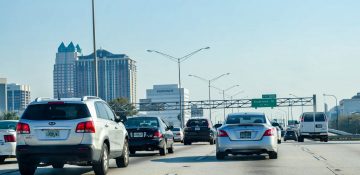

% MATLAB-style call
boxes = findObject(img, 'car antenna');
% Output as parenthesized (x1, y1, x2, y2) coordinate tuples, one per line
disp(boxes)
(57, 90, 61, 100)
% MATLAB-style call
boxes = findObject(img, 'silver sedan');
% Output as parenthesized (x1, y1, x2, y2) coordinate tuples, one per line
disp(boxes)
(216, 112, 278, 159)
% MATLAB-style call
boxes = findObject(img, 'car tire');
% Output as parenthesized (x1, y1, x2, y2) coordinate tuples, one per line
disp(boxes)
(298, 136, 304, 142)
(324, 137, 328, 142)
(209, 139, 215, 145)
(93, 143, 109, 175)
(52, 163, 65, 169)
(216, 152, 226, 160)
(278, 140, 281, 144)
(0, 156, 5, 164)
(19, 160, 37, 175)
(159, 141, 167, 156)
(116, 139, 130, 168)
(284, 139, 287, 142)
(269, 151, 278, 159)
(130, 149, 136, 155)
(168, 143, 174, 154)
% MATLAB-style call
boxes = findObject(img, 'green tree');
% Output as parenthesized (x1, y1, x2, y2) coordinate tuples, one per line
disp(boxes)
(108, 97, 137, 117)
(1, 112, 19, 120)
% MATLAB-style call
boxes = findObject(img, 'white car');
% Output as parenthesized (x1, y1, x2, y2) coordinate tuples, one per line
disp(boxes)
(171, 127, 184, 142)
(0, 120, 18, 164)
(216, 112, 278, 160)
(16, 96, 129, 175)
(298, 112, 328, 142)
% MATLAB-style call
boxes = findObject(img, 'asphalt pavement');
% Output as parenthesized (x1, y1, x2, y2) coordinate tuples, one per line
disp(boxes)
(0, 140, 359, 175)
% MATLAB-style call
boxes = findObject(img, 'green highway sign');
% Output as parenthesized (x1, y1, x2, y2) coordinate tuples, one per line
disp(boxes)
(251, 98, 277, 108)
(262, 94, 277, 99)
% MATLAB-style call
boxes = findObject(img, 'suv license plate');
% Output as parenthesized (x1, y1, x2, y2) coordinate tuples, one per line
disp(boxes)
(240, 131, 251, 139)
(315, 124, 322, 128)
(46, 130, 60, 138)
(195, 127, 200, 131)
(133, 132, 144, 137)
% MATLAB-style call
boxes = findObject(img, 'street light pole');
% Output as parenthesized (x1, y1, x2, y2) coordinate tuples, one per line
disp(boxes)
(290, 93, 303, 114)
(212, 85, 240, 120)
(147, 47, 210, 128)
(323, 94, 339, 129)
(188, 73, 230, 123)
(91, 0, 98, 97)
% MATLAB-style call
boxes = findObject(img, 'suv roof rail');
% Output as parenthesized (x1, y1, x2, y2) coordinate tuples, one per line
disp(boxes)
(81, 96, 101, 101)
(34, 97, 53, 102)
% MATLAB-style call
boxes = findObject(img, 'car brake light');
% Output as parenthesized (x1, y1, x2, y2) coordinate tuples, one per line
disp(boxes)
(218, 130, 228, 137)
(4, 135, 16, 142)
(16, 122, 30, 134)
(153, 130, 163, 138)
(263, 128, 275, 136)
(76, 121, 95, 133)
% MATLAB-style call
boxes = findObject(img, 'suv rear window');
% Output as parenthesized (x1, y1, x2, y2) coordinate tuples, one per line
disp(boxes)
(302, 113, 326, 122)
(186, 119, 209, 127)
(226, 115, 266, 124)
(22, 103, 90, 120)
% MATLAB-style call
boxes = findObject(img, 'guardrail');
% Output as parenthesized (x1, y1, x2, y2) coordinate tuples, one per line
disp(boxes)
(328, 129, 352, 136)
(328, 135, 360, 141)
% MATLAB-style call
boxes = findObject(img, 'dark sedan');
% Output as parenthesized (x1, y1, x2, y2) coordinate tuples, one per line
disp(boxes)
(125, 116, 174, 156)
(183, 118, 217, 145)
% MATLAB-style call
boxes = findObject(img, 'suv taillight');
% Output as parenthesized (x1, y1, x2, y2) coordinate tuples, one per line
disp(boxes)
(16, 122, 30, 134)
(218, 130, 229, 137)
(153, 130, 163, 138)
(76, 121, 95, 133)
(4, 135, 16, 142)
(263, 128, 275, 136)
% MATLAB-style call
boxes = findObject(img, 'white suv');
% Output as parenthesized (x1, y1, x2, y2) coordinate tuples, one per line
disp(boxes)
(298, 112, 328, 142)
(16, 96, 129, 175)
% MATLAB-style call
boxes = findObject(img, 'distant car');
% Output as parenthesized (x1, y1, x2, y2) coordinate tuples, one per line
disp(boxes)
(171, 127, 184, 142)
(284, 130, 298, 141)
(275, 126, 282, 144)
(0, 120, 18, 164)
(16, 97, 129, 175)
(183, 118, 217, 145)
(125, 116, 174, 156)
(216, 112, 278, 160)
(299, 112, 328, 142)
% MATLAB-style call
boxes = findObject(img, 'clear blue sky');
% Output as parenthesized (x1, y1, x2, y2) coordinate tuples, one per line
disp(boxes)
(1, 0, 360, 121)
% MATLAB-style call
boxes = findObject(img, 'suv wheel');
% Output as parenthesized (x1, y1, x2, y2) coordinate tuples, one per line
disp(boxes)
(298, 136, 304, 142)
(216, 152, 226, 160)
(269, 151, 278, 159)
(116, 139, 129, 168)
(52, 163, 65, 169)
(19, 160, 37, 175)
(0, 156, 5, 164)
(324, 137, 329, 142)
(130, 149, 136, 155)
(159, 141, 167, 156)
(209, 139, 215, 145)
(93, 143, 109, 175)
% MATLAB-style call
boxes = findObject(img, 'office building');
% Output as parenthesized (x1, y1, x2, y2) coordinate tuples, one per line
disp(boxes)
(339, 93, 360, 117)
(0, 78, 7, 113)
(140, 84, 190, 128)
(53, 42, 81, 98)
(7, 83, 31, 114)
(75, 49, 137, 103)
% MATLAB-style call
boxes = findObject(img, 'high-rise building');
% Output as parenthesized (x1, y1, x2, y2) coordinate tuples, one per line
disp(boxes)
(75, 49, 137, 103)
(0, 78, 7, 113)
(139, 84, 190, 128)
(7, 83, 31, 114)
(53, 42, 82, 98)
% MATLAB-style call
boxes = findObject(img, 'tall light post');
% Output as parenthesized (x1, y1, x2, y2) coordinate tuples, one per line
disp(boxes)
(323, 94, 339, 130)
(188, 73, 230, 122)
(147, 47, 210, 128)
(290, 93, 303, 114)
(212, 85, 240, 120)
(91, 0, 99, 96)
(228, 90, 245, 113)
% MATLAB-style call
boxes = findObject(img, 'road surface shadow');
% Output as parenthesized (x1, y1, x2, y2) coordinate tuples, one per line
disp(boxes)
(33, 167, 93, 175)
(0, 169, 18, 175)
(152, 155, 267, 163)
(130, 152, 159, 157)
(0, 160, 18, 165)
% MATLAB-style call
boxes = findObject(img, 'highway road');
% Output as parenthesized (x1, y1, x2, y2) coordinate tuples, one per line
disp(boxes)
(0, 140, 359, 175)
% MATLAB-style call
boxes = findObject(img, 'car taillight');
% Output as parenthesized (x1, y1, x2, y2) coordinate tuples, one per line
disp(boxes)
(76, 121, 95, 133)
(263, 128, 275, 136)
(16, 122, 30, 134)
(218, 130, 228, 137)
(4, 135, 16, 142)
(153, 130, 163, 138)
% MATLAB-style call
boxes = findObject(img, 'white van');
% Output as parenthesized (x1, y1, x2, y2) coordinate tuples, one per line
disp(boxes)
(298, 112, 328, 142)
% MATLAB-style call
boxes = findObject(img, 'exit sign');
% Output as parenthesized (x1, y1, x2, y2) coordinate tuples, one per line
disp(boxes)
(251, 98, 277, 108)
(262, 94, 277, 99)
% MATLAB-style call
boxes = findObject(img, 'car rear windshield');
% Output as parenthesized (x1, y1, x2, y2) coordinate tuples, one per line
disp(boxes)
(286, 131, 295, 134)
(0, 121, 17, 130)
(172, 128, 180, 131)
(125, 117, 159, 128)
(22, 103, 90, 120)
(226, 115, 266, 124)
(186, 119, 209, 127)
(302, 113, 326, 122)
